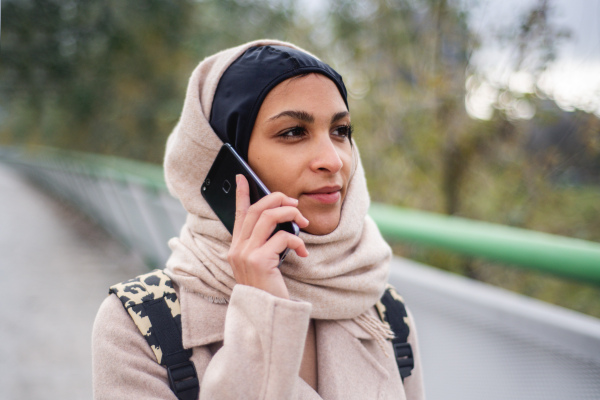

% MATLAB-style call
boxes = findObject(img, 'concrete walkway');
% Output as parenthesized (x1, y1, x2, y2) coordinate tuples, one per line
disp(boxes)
(0, 164, 147, 400)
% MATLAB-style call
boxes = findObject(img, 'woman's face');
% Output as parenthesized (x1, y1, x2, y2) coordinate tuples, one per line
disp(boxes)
(248, 73, 353, 235)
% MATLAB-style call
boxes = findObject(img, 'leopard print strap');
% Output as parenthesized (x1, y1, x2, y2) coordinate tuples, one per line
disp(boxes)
(109, 269, 181, 364)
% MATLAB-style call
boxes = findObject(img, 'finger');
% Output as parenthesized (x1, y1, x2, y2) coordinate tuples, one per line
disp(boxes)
(263, 230, 309, 259)
(233, 174, 251, 240)
(247, 206, 308, 247)
(238, 192, 301, 240)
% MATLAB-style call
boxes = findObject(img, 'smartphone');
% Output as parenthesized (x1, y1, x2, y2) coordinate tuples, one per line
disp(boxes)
(201, 143, 300, 263)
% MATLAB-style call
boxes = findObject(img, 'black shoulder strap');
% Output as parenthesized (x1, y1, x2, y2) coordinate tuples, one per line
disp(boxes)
(375, 284, 414, 382)
(109, 269, 199, 400)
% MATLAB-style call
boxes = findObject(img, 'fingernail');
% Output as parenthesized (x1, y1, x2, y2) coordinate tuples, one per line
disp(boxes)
(236, 174, 241, 185)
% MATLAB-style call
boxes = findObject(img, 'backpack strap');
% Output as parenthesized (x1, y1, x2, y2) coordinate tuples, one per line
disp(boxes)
(109, 269, 199, 400)
(375, 284, 414, 382)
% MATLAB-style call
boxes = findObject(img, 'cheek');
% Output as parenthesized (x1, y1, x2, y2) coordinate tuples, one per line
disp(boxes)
(252, 153, 304, 195)
(340, 147, 353, 181)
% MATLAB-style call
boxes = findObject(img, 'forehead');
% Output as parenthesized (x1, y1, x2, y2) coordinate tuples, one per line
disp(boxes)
(260, 73, 348, 112)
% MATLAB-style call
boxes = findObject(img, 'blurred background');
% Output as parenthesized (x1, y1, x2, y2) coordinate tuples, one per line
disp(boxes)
(2, 1, 600, 399)
(2, 0, 599, 316)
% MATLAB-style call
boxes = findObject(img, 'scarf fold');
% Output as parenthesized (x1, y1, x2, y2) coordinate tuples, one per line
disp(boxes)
(163, 39, 392, 326)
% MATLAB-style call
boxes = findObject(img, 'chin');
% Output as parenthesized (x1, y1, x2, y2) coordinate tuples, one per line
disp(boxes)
(302, 215, 341, 235)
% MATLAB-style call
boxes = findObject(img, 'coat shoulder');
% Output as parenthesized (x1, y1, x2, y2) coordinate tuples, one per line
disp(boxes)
(92, 293, 177, 398)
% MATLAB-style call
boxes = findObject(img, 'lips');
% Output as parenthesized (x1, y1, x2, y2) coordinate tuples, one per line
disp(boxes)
(303, 185, 342, 204)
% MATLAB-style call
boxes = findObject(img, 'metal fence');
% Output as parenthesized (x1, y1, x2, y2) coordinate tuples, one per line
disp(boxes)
(1, 147, 184, 267)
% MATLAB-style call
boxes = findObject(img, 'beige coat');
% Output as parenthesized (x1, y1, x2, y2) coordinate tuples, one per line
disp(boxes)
(93, 282, 425, 399)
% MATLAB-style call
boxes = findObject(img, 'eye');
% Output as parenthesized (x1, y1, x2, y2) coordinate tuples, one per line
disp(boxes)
(332, 124, 353, 140)
(278, 125, 307, 140)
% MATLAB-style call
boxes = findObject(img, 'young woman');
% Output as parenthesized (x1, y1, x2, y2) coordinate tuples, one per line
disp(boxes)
(93, 40, 424, 400)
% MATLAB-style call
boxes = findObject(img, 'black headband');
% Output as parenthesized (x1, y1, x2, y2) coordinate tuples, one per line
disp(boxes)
(209, 45, 349, 161)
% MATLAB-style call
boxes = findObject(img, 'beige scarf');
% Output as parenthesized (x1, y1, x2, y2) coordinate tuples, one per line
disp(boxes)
(163, 40, 392, 334)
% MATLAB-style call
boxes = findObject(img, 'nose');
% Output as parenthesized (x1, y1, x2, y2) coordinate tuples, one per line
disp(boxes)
(310, 134, 344, 174)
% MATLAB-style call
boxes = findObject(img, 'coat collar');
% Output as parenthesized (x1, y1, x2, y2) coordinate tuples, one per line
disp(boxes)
(178, 288, 227, 349)
(177, 284, 379, 349)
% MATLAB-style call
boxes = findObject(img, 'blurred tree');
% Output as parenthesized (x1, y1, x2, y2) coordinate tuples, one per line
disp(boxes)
(0, 0, 297, 162)
(1, 0, 198, 161)
(458, 0, 597, 236)
(322, 0, 474, 215)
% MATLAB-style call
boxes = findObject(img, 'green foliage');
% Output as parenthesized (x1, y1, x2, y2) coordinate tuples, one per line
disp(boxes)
(0, 0, 298, 162)
(2, 0, 197, 161)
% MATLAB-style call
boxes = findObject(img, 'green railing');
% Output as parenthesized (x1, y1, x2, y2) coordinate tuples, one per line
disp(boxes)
(370, 204, 600, 284)
(3, 146, 600, 284)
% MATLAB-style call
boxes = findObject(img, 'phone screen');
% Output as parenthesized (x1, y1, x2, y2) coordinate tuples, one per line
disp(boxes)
(201, 144, 299, 260)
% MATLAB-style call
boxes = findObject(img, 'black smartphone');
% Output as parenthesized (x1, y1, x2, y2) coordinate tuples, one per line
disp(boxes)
(201, 143, 300, 263)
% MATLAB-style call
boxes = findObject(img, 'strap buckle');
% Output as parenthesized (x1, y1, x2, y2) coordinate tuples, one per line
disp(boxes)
(167, 361, 199, 400)
(393, 342, 414, 380)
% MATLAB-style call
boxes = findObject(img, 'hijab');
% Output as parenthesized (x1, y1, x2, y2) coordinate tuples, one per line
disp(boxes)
(163, 39, 392, 328)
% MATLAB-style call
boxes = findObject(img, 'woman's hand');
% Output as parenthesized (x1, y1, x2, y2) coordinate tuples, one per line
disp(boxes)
(228, 174, 309, 299)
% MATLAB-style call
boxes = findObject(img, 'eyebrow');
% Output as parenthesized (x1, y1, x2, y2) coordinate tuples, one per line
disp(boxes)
(268, 110, 350, 124)
(268, 110, 314, 123)
(330, 111, 349, 124)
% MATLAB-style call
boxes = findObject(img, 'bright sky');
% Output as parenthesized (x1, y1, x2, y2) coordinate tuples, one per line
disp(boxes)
(466, 0, 600, 118)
